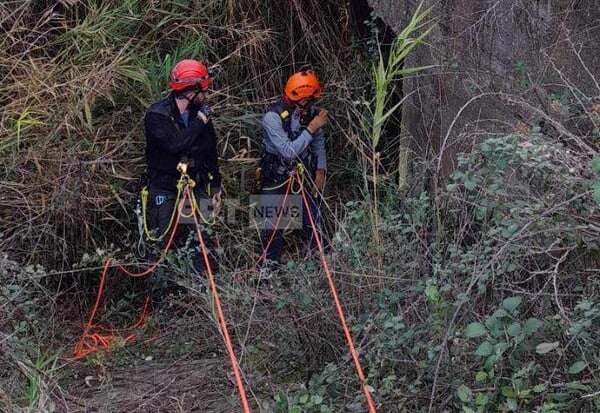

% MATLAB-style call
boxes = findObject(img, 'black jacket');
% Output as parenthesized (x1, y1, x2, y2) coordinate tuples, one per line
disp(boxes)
(144, 93, 221, 192)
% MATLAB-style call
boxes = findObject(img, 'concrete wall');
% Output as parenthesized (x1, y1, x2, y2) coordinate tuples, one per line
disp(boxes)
(369, 0, 600, 174)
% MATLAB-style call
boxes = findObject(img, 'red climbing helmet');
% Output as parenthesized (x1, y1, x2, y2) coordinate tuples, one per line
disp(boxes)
(284, 70, 322, 102)
(169, 59, 211, 91)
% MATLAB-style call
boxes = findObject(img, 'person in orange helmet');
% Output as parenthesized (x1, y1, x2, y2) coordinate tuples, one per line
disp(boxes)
(143, 59, 222, 297)
(257, 70, 329, 271)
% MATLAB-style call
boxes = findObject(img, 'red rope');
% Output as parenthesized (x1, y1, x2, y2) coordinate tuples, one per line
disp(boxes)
(69, 260, 152, 360)
(234, 175, 295, 282)
(253, 175, 294, 269)
(187, 186, 252, 413)
(70, 184, 252, 412)
(74, 174, 374, 412)
(69, 195, 189, 360)
(296, 174, 377, 412)
(116, 195, 186, 277)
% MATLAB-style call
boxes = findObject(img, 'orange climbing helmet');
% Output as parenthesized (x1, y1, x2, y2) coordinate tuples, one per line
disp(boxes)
(169, 59, 211, 91)
(284, 70, 322, 102)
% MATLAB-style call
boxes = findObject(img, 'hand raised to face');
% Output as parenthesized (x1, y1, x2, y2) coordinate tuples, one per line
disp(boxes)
(307, 108, 328, 134)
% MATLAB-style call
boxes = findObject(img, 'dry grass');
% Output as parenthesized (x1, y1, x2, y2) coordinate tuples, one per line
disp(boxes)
(3, 1, 600, 411)
(1, 1, 377, 411)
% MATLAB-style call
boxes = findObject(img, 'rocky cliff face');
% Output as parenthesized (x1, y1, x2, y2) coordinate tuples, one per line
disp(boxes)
(369, 0, 600, 175)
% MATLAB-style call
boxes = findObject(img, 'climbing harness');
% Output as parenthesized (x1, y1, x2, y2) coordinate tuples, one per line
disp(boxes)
(137, 163, 216, 246)
(261, 162, 306, 193)
(231, 163, 306, 278)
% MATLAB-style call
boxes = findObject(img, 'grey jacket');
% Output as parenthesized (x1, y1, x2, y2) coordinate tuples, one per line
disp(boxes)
(262, 101, 326, 172)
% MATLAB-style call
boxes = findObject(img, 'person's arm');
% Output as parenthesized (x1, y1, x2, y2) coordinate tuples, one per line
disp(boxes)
(310, 128, 327, 171)
(206, 122, 222, 192)
(263, 111, 313, 160)
(308, 107, 329, 191)
(144, 111, 206, 154)
(193, 121, 221, 192)
(311, 128, 327, 191)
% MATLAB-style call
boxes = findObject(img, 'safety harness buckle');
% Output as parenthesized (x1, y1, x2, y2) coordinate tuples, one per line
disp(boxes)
(177, 161, 189, 178)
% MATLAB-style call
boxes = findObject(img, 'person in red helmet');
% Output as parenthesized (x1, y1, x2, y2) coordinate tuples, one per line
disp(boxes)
(143, 59, 222, 295)
(257, 70, 329, 271)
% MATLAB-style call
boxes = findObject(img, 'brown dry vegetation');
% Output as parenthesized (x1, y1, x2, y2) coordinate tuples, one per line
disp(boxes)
(2, 1, 600, 412)
(0, 0, 374, 411)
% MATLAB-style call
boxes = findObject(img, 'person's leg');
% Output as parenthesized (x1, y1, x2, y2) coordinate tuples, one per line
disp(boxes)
(147, 187, 180, 303)
(259, 185, 285, 270)
(148, 189, 178, 242)
(262, 228, 283, 269)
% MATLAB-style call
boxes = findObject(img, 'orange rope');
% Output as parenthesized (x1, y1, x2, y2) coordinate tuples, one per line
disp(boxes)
(234, 175, 295, 283)
(116, 195, 186, 277)
(69, 196, 189, 360)
(73, 176, 383, 412)
(186, 186, 252, 413)
(69, 260, 152, 360)
(72, 185, 251, 411)
(253, 175, 294, 269)
(296, 174, 377, 412)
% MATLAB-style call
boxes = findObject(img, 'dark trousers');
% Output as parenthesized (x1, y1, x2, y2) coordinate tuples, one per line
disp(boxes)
(259, 178, 324, 267)
(147, 185, 214, 276)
